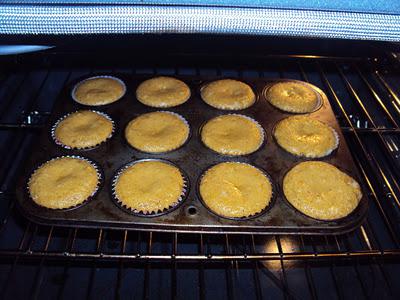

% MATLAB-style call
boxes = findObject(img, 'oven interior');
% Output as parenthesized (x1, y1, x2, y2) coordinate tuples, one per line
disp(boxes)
(0, 36, 399, 299)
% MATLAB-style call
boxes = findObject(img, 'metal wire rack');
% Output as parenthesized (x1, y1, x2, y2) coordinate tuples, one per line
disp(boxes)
(0, 52, 399, 299)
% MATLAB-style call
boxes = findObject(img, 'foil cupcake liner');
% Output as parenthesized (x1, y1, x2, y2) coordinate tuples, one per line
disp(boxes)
(197, 162, 276, 221)
(281, 161, 362, 222)
(125, 111, 191, 154)
(71, 75, 127, 106)
(27, 155, 103, 211)
(200, 79, 257, 111)
(111, 159, 189, 217)
(272, 117, 340, 159)
(200, 113, 265, 156)
(51, 110, 115, 150)
(136, 76, 191, 108)
(264, 80, 323, 114)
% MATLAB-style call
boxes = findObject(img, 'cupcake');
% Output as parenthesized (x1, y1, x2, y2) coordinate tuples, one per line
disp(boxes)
(201, 114, 264, 155)
(72, 76, 126, 106)
(136, 76, 190, 108)
(125, 111, 190, 153)
(113, 160, 186, 215)
(266, 81, 320, 113)
(53, 110, 114, 149)
(28, 156, 100, 209)
(273, 115, 338, 158)
(283, 161, 362, 220)
(201, 79, 256, 110)
(199, 162, 273, 219)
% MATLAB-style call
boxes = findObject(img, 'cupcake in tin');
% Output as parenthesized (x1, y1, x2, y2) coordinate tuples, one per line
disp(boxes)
(136, 76, 191, 108)
(201, 79, 256, 110)
(72, 76, 126, 106)
(201, 114, 264, 156)
(273, 115, 339, 158)
(283, 161, 362, 221)
(266, 81, 321, 113)
(28, 156, 101, 210)
(199, 162, 273, 219)
(125, 111, 190, 153)
(52, 110, 114, 150)
(112, 160, 187, 215)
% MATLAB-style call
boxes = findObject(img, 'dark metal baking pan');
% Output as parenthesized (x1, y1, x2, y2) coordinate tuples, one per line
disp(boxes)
(15, 75, 368, 234)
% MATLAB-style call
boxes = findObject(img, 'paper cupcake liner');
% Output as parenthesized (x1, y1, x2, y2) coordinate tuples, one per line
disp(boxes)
(200, 113, 265, 156)
(197, 162, 276, 221)
(272, 118, 340, 158)
(51, 110, 115, 150)
(111, 159, 189, 217)
(281, 162, 362, 222)
(200, 79, 256, 111)
(264, 80, 323, 114)
(27, 155, 103, 211)
(71, 75, 127, 106)
(125, 111, 191, 154)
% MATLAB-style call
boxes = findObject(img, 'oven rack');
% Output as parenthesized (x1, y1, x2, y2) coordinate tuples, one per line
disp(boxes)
(0, 53, 399, 299)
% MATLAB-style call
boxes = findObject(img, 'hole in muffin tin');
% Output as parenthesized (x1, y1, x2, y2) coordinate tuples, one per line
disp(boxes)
(187, 206, 198, 216)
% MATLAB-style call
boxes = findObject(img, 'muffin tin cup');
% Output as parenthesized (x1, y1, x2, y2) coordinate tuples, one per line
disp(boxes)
(264, 80, 323, 114)
(280, 161, 363, 222)
(27, 155, 103, 211)
(110, 159, 189, 217)
(51, 110, 116, 151)
(199, 113, 266, 157)
(197, 162, 276, 221)
(124, 111, 191, 154)
(199, 79, 258, 111)
(271, 117, 340, 159)
(71, 75, 127, 106)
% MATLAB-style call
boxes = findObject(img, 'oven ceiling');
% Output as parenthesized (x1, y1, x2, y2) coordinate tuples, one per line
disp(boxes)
(1, 1, 400, 41)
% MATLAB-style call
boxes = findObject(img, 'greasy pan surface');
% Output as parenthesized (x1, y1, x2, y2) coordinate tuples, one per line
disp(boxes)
(16, 74, 368, 234)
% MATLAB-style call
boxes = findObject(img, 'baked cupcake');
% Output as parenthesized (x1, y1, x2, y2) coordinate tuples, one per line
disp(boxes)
(199, 162, 273, 218)
(201, 79, 256, 110)
(136, 76, 190, 108)
(201, 114, 264, 155)
(53, 110, 114, 149)
(28, 156, 100, 209)
(72, 76, 126, 106)
(273, 116, 338, 158)
(266, 81, 320, 113)
(113, 160, 186, 215)
(283, 161, 362, 220)
(125, 111, 189, 153)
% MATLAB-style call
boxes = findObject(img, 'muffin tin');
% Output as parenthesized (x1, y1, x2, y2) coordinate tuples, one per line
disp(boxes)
(16, 75, 368, 234)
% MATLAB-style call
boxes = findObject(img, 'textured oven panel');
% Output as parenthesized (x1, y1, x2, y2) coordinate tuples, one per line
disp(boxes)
(1, 5, 400, 41)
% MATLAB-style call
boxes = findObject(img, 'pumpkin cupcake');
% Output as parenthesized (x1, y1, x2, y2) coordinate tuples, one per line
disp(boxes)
(113, 160, 186, 215)
(273, 115, 338, 158)
(201, 114, 264, 155)
(201, 79, 255, 110)
(283, 161, 362, 220)
(136, 76, 190, 108)
(125, 111, 190, 153)
(53, 110, 114, 149)
(72, 76, 126, 106)
(28, 156, 100, 209)
(199, 162, 273, 219)
(266, 81, 320, 113)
